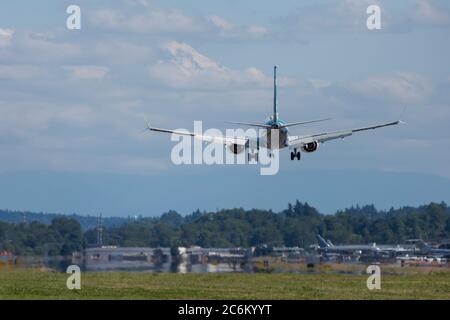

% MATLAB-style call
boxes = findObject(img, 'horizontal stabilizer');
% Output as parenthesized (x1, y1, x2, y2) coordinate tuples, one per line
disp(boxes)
(281, 118, 332, 128)
(225, 121, 272, 129)
(226, 118, 331, 129)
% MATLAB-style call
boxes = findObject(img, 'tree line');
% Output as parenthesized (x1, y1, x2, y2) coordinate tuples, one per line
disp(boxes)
(0, 209, 128, 230)
(0, 217, 83, 256)
(1, 202, 450, 256)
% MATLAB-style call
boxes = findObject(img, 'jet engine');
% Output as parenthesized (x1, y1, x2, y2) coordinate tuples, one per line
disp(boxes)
(228, 143, 245, 154)
(302, 141, 319, 153)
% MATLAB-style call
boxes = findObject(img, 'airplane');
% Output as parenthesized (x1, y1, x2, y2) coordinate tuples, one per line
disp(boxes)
(316, 234, 380, 256)
(408, 239, 450, 258)
(376, 244, 415, 257)
(145, 66, 402, 161)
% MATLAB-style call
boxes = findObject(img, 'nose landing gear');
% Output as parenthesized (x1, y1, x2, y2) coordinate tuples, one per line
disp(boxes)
(290, 148, 301, 161)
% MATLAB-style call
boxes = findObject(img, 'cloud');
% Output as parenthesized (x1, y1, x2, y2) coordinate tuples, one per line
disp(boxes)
(208, 15, 234, 32)
(278, 0, 450, 34)
(0, 146, 168, 173)
(280, 0, 381, 34)
(413, 0, 450, 27)
(383, 0, 450, 31)
(247, 25, 268, 38)
(3, 30, 153, 67)
(0, 31, 82, 64)
(294, 73, 436, 122)
(350, 73, 433, 104)
(90, 39, 154, 65)
(0, 101, 98, 136)
(88, 3, 269, 41)
(0, 65, 42, 80)
(308, 79, 332, 90)
(90, 7, 201, 34)
(150, 41, 290, 89)
(0, 0, 448, 180)
(207, 15, 267, 39)
(63, 65, 110, 80)
(90, 40, 154, 65)
(125, 0, 150, 7)
(39, 153, 168, 173)
(0, 28, 14, 47)
(164, 41, 224, 71)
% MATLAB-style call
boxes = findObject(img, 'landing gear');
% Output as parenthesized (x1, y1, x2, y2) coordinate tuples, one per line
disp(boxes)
(248, 150, 259, 162)
(290, 149, 301, 161)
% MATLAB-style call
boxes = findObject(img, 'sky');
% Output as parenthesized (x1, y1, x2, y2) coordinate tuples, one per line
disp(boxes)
(0, 0, 449, 216)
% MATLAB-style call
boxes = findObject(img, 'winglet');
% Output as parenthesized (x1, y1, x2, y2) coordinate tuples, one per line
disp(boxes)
(399, 106, 408, 125)
(143, 117, 153, 133)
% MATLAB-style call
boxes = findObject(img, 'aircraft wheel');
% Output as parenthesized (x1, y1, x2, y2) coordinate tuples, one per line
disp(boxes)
(290, 150, 301, 161)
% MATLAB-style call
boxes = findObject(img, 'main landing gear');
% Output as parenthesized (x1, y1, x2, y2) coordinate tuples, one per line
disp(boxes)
(290, 148, 301, 161)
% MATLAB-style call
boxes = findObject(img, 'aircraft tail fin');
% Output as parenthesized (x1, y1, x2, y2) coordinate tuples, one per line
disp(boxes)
(273, 66, 278, 123)
(316, 234, 331, 248)
(417, 239, 429, 249)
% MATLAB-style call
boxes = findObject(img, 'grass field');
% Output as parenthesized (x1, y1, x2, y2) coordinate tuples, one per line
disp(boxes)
(0, 269, 449, 300)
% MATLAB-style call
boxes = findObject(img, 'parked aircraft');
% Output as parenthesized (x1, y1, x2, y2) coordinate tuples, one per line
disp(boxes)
(409, 239, 450, 258)
(316, 234, 380, 255)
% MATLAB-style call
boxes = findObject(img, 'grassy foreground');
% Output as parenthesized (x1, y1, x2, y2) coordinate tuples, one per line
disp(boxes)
(0, 269, 449, 300)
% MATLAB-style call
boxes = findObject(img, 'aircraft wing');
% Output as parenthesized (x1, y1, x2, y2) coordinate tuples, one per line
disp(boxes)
(145, 122, 248, 146)
(288, 120, 400, 148)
